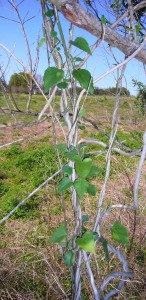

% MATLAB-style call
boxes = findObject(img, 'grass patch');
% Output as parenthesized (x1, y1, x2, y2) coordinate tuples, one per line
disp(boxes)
(0, 141, 58, 219)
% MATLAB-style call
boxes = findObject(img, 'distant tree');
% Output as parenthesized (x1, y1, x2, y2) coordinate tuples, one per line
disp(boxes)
(9, 72, 43, 94)
(133, 79, 146, 114)
(94, 86, 130, 96)
(9, 72, 32, 93)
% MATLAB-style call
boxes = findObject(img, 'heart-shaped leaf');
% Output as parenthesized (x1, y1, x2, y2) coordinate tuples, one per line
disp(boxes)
(72, 69, 94, 94)
(57, 81, 68, 89)
(74, 178, 89, 198)
(38, 37, 46, 48)
(63, 250, 75, 267)
(70, 37, 91, 54)
(87, 184, 96, 196)
(62, 165, 73, 176)
(76, 231, 96, 253)
(45, 9, 54, 17)
(87, 165, 98, 179)
(65, 147, 80, 162)
(43, 67, 64, 92)
(75, 158, 92, 178)
(111, 221, 129, 245)
(58, 177, 73, 193)
(50, 225, 67, 244)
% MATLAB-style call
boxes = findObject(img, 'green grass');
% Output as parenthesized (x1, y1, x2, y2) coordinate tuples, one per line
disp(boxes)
(0, 93, 61, 125)
(0, 140, 59, 219)
(0, 93, 45, 125)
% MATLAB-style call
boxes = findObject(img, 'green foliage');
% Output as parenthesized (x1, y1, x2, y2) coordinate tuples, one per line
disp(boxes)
(70, 37, 91, 54)
(38, 37, 46, 48)
(4, 144, 23, 157)
(74, 178, 89, 198)
(50, 225, 67, 244)
(82, 214, 90, 223)
(63, 250, 75, 267)
(79, 108, 86, 117)
(75, 158, 92, 178)
(94, 86, 130, 96)
(116, 130, 142, 149)
(57, 81, 68, 89)
(87, 184, 96, 196)
(0, 182, 9, 196)
(45, 9, 54, 17)
(9, 72, 31, 88)
(43, 67, 64, 92)
(76, 231, 96, 253)
(86, 165, 99, 179)
(62, 165, 73, 176)
(57, 145, 97, 198)
(111, 221, 129, 245)
(58, 177, 73, 193)
(135, 22, 141, 33)
(133, 79, 146, 114)
(72, 69, 94, 94)
(101, 15, 107, 24)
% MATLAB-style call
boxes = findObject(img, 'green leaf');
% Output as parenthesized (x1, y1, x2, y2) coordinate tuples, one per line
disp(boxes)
(57, 81, 68, 89)
(62, 165, 73, 176)
(87, 165, 98, 179)
(79, 108, 86, 117)
(56, 143, 68, 153)
(51, 30, 57, 37)
(111, 221, 129, 245)
(65, 147, 80, 162)
(135, 22, 141, 33)
(82, 214, 89, 223)
(38, 37, 46, 48)
(87, 184, 96, 196)
(70, 37, 91, 54)
(58, 177, 73, 193)
(75, 158, 92, 178)
(74, 57, 84, 62)
(72, 69, 94, 94)
(43, 67, 64, 92)
(74, 178, 88, 198)
(101, 15, 107, 25)
(76, 231, 96, 253)
(45, 9, 54, 17)
(63, 250, 75, 267)
(50, 225, 67, 244)
(93, 232, 99, 241)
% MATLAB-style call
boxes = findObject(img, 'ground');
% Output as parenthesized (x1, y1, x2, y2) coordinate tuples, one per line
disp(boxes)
(0, 93, 146, 299)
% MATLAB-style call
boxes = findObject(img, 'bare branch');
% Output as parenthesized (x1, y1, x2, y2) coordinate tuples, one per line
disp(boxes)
(78, 138, 142, 157)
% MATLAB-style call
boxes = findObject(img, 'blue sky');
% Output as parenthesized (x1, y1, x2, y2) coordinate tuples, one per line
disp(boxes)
(0, 0, 145, 95)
